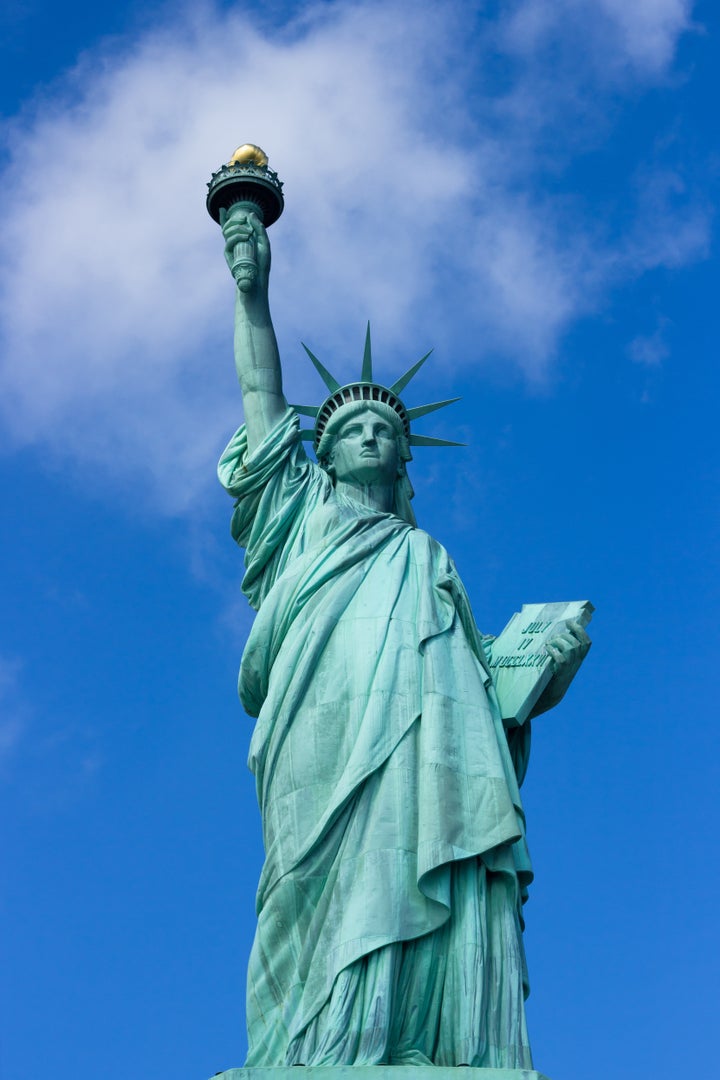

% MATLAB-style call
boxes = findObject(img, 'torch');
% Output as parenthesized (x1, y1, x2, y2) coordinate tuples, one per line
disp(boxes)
(206, 144, 284, 292)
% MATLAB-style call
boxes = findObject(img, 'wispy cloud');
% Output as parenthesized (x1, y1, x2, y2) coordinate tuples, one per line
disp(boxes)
(628, 316, 672, 366)
(0, 0, 708, 512)
(499, 0, 695, 77)
(0, 656, 28, 771)
(0, 654, 108, 798)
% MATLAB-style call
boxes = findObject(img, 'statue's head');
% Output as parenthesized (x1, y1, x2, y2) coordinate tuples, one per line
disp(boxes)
(316, 402, 415, 524)
(295, 326, 462, 526)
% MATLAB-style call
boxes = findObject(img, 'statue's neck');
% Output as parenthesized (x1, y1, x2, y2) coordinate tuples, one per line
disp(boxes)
(335, 478, 394, 514)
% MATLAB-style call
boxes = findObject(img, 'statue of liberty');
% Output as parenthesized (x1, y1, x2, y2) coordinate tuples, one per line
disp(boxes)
(214, 156, 590, 1071)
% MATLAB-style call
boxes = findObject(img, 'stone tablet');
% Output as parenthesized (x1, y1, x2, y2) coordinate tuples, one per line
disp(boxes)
(490, 601, 594, 727)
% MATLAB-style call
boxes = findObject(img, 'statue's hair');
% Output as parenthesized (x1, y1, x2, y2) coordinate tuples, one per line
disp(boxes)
(315, 400, 416, 526)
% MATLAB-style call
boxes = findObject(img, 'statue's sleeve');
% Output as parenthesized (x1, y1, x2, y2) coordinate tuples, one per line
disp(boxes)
(218, 408, 326, 608)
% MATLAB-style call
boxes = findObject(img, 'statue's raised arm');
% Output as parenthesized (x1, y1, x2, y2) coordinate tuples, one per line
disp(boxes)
(221, 210, 286, 454)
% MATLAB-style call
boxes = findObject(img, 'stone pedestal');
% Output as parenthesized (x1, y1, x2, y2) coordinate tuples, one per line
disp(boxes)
(210, 1068, 551, 1080)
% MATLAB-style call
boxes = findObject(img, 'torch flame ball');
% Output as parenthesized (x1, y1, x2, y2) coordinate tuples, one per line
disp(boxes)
(228, 144, 269, 168)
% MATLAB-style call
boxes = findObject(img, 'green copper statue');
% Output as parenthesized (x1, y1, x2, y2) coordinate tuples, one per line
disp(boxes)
(213, 149, 591, 1072)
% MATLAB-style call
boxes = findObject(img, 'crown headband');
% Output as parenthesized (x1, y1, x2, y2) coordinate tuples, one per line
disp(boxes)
(293, 325, 463, 452)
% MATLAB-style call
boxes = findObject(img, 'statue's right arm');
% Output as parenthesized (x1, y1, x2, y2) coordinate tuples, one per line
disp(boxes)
(222, 210, 287, 455)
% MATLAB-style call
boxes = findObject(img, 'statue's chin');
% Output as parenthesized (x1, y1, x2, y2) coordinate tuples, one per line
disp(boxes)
(340, 464, 393, 488)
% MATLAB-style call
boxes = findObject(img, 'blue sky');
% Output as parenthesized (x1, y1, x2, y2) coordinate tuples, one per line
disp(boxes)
(1, 2, 718, 1078)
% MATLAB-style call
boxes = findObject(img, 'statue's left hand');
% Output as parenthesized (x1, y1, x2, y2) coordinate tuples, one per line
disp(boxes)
(531, 619, 591, 716)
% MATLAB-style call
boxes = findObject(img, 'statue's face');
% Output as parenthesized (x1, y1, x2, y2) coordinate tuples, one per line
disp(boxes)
(330, 407, 400, 487)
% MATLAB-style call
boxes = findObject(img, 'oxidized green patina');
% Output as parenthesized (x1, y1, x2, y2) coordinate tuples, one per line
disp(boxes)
(216, 203, 590, 1071)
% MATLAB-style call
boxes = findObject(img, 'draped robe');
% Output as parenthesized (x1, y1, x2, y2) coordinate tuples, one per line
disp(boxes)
(218, 409, 535, 1069)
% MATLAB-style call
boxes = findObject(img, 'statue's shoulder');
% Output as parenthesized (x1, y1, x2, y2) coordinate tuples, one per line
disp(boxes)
(403, 523, 457, 571)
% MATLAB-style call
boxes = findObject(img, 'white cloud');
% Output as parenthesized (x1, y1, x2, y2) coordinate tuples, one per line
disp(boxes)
(0, 0, 707, 512)
(597, 0, 695, 73)
(624, 167, 710, 271)
(499, 0, 694, 76)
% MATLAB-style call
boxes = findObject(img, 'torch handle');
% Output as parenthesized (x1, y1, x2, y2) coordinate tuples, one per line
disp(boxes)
(231, 237, 258, 293)
(220, 202, 262, 293)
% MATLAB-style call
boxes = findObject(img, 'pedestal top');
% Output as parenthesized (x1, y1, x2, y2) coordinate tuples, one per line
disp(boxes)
(210, 1067, 551, 1080)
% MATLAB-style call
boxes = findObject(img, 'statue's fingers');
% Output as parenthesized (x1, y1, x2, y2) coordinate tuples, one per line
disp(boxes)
(223, 223, 250, 244)
(247, 211, 268, 237)
(545, 643, 567, 667)
(223, 225, 240, 243)
(548, 633, 574, 653)
(567, 620, 592, 649)
(222, 207, 248, 226)
(224, 229, 254, 257)
(248, 212, 270, 252)
(223, 218, 251, 236)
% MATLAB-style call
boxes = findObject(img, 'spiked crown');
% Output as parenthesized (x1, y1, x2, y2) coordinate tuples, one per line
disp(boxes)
(294, 325, 463, 453)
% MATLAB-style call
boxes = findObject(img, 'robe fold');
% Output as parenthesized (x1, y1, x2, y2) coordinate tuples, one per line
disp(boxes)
(218, 409, 534, 1068)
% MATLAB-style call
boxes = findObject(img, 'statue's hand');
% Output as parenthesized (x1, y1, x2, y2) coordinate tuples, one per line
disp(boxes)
(221, 209, 271, 295)
(532, 619, 591, 716)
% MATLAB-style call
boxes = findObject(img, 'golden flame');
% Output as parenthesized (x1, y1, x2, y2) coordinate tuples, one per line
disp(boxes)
(228, 144, 269, 168)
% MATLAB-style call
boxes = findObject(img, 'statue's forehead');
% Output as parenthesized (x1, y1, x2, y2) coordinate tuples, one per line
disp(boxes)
(336, 405, 394, 431)
(322, 399, 407, 446)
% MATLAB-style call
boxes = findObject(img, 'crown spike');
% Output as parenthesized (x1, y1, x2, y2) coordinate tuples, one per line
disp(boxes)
(302, 343, 340, 392)
(406, 397, 461, 422)
(292, 404, 320, 417)
(408, 434, 465, 448)
(361, 322, 373, 383)
(389, 349, 434, 395)
(299, 430, 316, 441)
